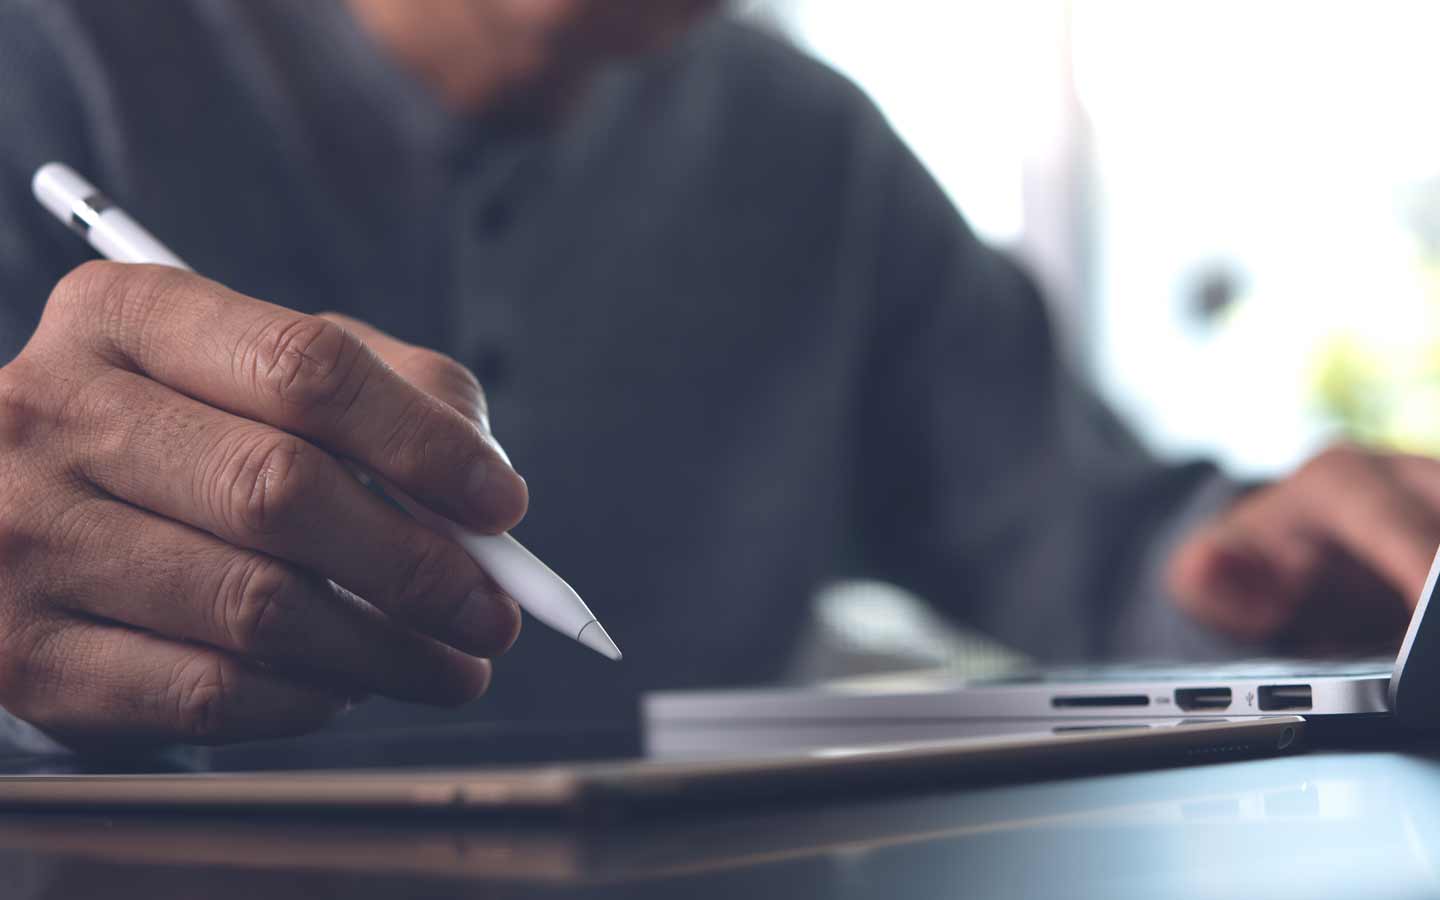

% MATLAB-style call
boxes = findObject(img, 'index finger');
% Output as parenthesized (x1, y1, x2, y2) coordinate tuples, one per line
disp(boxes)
(317, 312, 491, 428)
(46, 261, 527, 533)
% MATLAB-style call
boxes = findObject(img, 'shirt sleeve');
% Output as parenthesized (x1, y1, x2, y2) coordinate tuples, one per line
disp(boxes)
(850, 117, 1254, 662)
(0, 1, 101, 754)
(0, 0, 101, 364)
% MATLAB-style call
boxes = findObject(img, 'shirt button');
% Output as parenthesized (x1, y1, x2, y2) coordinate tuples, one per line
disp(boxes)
(471, 344, 510, 389)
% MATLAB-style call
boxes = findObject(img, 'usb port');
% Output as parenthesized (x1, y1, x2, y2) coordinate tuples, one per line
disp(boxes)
(1258, 684, 1312, 711)
(1175, 687, 1232, 711)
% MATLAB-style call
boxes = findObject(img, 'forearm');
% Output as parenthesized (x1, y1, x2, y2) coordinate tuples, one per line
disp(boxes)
(849, 131, 1258, 660)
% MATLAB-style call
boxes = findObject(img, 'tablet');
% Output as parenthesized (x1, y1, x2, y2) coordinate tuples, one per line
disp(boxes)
(0, 716, 1303, 816)
(0, 730, 1350, 889)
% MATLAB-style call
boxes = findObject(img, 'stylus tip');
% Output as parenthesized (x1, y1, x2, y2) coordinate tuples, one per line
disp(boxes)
(577, 620, 623, 661)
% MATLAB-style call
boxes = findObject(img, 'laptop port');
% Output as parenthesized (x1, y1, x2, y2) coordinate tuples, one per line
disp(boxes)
(1175, 687, 1232, 711)
(1051, 694, 1150, 708)
(1258, 684, 1312, 711)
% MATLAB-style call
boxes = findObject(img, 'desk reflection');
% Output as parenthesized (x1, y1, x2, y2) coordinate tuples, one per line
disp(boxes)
(5, 749, 1440, 899)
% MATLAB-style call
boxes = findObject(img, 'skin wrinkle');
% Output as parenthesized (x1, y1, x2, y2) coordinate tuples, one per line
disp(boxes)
(254, 317, 362, 415)
(376, 392, 446, 477)
(194, 421, 269, 543)
(231, 433, 315, 541)
(221, 554, 300, 656)
(167, 651, 228, 741)
(227, 305, 284, 413)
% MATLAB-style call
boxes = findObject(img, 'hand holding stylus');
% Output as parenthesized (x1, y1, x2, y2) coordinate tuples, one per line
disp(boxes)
(0, 163, 608, 748)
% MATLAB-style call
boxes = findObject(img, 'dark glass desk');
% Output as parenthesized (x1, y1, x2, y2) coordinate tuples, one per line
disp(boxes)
(4, 745, 1440, 899)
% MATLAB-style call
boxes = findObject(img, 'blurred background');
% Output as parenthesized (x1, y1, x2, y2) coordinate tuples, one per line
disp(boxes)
(730, 0, 1440, 676)
(742, 0, 1440, 473)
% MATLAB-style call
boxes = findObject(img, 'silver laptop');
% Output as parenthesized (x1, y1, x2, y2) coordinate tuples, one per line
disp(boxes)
(646, 546, 1440, 732)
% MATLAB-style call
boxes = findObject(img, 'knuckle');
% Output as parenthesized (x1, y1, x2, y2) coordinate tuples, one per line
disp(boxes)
(246, 315, 367, 417)
(214, 431, 321, 538)
(73, 372, 151, 471)
(378, 396, 449, 476)
(167, 653, 234, 742)
(0, 517, 34, 571)
(46, 260, 119, 319)
(0, 362, 51, 452)
(0, 617, 51, 707)
(0, 490, 55, 586)
(51, 261, 187, 347)
(220, 555, 306, 653)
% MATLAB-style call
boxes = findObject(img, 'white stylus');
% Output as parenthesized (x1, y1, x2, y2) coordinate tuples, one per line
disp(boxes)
(32, 162, 621, 662)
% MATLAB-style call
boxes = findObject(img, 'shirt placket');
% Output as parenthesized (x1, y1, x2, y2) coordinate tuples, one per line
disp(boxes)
(447, 142, 541, 441)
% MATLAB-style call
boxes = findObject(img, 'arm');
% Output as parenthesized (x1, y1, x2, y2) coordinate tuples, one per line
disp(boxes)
(0, 2, 102, 754)
(851, 131, 1244, 661)
(0, 0, 98, 363)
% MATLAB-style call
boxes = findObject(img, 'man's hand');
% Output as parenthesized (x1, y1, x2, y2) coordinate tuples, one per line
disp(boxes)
(0, 262, 527, 748)
(1169, 444, 1436, 652)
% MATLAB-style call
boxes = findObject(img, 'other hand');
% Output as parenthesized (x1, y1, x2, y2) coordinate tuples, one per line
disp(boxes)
(1169, 444, 1436, 653)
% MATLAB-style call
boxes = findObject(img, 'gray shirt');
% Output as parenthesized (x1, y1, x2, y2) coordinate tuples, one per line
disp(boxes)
(0, 0, 1240, 735)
